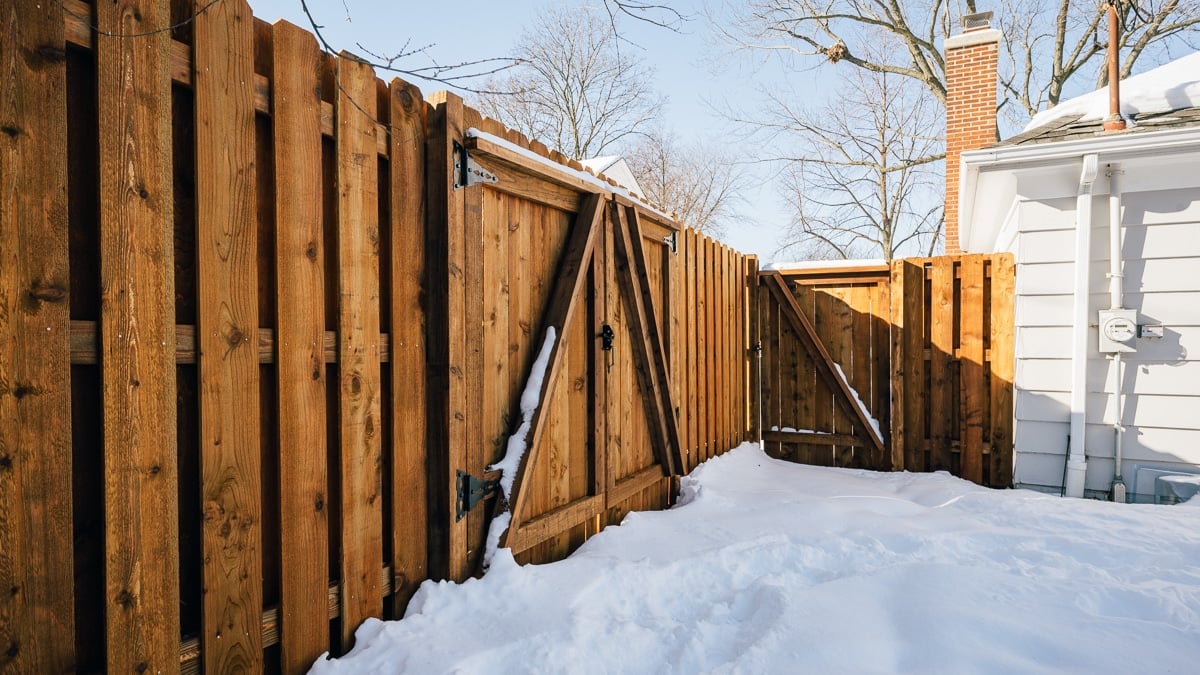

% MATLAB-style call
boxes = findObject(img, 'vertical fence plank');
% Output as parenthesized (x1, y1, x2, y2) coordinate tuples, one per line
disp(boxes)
(461, 106, 488, 574)
(425, 91, 468, 582)
(270, 19, 329, 670)
(929, 258, 955, 471)
(96, 1, 181, 671)
(336, 53, 383, 646)
(888, 262, 907, 471)
(989, 254, 1015, 487)
(387, 77, 428, 611)
(0, 1, 75, 670)
(904, 261, 927, 472)
(960, 255, 986, 483)
(193, 1, 263, 669)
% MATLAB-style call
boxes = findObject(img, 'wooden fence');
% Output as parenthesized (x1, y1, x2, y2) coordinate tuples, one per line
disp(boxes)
(0, 1, 756, 672)
(757, 255, 1015, 486)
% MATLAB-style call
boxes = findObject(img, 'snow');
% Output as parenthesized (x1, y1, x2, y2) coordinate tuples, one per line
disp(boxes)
(1025, 51, 1200, 131)
(310, 444, 1200, 674)
(834, 362, 882, 442)
(489, 328, 557, 501)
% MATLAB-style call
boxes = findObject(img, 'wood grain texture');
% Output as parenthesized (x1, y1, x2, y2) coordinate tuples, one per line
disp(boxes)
(960, 255, 986, 483)
(929, 258, 955, 472)
(335, 53, 383, 648)
(989, 254, 1015, 487)
(0, 1, 75, 671)
(193, 1, 264, 669)
(271, 20, 330, 671)
(96, 0, 181, 671)
(387, 76, 429, 612)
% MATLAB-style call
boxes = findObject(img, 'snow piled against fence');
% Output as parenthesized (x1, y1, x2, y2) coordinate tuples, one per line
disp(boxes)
(310, 443, 1200, 674)
(1025, 51, 1200, 131)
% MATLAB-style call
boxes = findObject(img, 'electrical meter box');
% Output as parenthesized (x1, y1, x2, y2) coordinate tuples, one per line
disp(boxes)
(1099, 309, 1138, 353)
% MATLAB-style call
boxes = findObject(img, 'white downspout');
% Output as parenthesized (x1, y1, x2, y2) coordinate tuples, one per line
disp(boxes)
(1065, 154, 1099, 499)
(1107, 164, 1127, 502)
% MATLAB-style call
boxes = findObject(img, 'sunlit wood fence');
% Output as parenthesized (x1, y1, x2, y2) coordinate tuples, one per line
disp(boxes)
(0, 1, 757, 672)
(757, 255, 1015, 486)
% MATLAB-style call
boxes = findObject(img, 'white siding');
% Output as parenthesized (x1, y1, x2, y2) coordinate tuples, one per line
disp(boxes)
(1011, 182, 1200, 500)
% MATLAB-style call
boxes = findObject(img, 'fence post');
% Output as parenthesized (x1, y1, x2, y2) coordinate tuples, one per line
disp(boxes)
(424, 91, 470, 581)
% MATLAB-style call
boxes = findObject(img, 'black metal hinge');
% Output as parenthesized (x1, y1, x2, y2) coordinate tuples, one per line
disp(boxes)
(456, 470, 500, 521)
(452, 140, 498, 190)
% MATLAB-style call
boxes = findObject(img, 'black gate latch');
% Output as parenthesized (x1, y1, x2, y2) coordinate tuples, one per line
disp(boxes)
(456, 470, 500, 521)
(597, 324, 615, 351)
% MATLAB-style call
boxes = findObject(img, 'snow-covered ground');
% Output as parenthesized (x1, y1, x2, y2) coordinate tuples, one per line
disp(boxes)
(311, 444, 1200, 674)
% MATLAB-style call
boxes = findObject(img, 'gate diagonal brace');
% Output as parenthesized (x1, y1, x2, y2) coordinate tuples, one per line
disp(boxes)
(456, 470, 501, 521)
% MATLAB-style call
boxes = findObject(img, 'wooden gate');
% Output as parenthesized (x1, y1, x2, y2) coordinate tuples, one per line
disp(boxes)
(756, 255, 1015, 487)
(428, 106, 687, 574)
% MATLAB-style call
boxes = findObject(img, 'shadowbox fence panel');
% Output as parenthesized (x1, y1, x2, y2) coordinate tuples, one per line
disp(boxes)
(757, 255, 1014, 486)
(0, 1, 758, 672)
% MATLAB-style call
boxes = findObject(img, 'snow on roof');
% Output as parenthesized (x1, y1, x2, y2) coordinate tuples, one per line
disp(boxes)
(580, 155, 646, 200)
(1024, 51, 1200, 132)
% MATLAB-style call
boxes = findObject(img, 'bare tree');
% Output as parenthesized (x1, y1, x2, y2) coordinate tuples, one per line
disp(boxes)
(475, 6, 665, 160)
(725, 1, 1200, 128)
(758, 66, 944, 260)
(624, 130, 745, 236)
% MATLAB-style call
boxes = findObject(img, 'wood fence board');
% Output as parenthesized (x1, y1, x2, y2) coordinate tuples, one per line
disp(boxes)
(335, 54, 383, 647)
(386, 76, 428, 613)
(424, 90, 464, 582)
(682, 230, 695, 467)
(0, 1, 75, 670)
(694, 237, 708, 460)
(481, 189, 510, 467)
(989, 254, 1015, 487)
(194, 2, 264, 668)
(903, 261, 927, 471)
(96, 0, 182, 670)
(591, 219, 608, 507)
(700, 235, 710, 456)
(462, 111, 487, 575)
(567, 301, 591, 550)
(960, 255, 986, 483)
(270, 19, 330, 670)
(929, 258, 955, 472)
(849, 285, 875, 467)
(888, 262, 907, 471)
(712, 244, 725, 451)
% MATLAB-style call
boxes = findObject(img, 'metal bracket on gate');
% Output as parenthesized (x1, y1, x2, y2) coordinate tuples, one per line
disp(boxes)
(455, 470, 500, 521)
(597, 324, 615, 351)
(661, 231, 678, 255)
(452, 140, 498, 190)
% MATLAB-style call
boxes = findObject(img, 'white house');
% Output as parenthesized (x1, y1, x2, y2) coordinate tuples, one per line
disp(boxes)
(954, 41, 1200, 503)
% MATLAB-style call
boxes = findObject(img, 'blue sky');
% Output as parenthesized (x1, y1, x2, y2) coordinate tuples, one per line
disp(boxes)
(245, 0, 824, 260)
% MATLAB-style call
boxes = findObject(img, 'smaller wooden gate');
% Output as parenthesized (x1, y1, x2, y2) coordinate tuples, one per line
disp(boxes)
(756, 254, 1015, 487)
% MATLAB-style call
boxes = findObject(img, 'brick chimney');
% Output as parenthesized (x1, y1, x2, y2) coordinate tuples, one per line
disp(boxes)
(944, 13, 1000, 254)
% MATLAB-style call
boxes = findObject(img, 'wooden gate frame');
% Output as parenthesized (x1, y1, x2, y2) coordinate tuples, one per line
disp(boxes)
(494, 195, 683, 556)
(761, 272, 887, 456)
